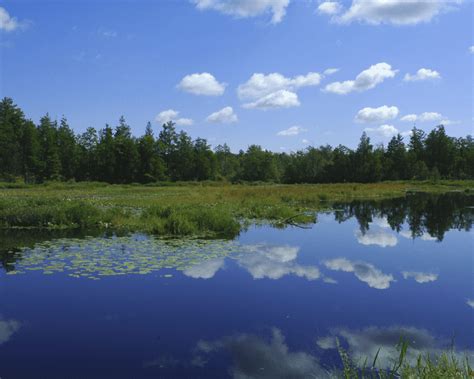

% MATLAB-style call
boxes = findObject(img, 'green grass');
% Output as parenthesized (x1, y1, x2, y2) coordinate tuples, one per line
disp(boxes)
(336, 339, 473, 379)
(0, 180, 472, 237)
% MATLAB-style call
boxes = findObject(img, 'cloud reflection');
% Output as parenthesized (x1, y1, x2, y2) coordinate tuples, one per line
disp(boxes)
(183, 258, 225, 279)
(317, 325, 474, 367)
(236, 245, 321, 280)
(402, 271, 438, 284)
(193, 328, 328, 378)
(355, 217, 398, 247)
(0, 317, 20, 345)
(323, 258, 394, 289)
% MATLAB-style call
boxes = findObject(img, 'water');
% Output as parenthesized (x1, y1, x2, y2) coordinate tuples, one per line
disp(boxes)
(0, 193, 473, 378)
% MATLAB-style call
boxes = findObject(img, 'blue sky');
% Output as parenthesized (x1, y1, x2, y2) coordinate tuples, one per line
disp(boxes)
(1, 0, 472, 152)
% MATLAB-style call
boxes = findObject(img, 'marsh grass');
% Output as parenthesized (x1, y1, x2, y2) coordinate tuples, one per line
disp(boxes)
(335, 338, 473, 379)
(0, 180, 472, 237)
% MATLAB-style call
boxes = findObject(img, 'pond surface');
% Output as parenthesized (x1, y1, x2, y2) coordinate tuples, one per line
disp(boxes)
(0, 193, 473, 378)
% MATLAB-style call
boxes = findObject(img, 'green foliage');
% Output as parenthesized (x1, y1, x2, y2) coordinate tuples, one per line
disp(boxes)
(0, 98, 473, 184)
(0, 181, 472, 238)
(336, 339, 473, 378)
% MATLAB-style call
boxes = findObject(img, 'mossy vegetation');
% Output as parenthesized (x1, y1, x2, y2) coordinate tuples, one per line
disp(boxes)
(0, 180, 472, 237)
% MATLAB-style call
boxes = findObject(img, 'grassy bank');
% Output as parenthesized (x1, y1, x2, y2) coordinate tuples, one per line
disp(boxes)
(336, 340, 473, 378)
(1, 180, 472, 237)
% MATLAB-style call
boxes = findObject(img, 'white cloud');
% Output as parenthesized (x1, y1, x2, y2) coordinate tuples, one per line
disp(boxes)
(237, 244, 321, 280)
(277, 125, 307, 136)
(242, 89, 300, 110)
(404, 68, 441, 82)
(0, 318, 20, 345)
(333, 0, 463, 25)
(401, 112, 443, 123)
(364, 124, 399, 139)
(302, 139, 310, 145)
(324, 63, 397, 95)
(467, 299, 474, 308)
(177, 72, 226, 96)
(400, 114, 418, 122)
(402, 271, 438, 283)
(439, 118, 459, 126)
(183, 258, 225, 279)
(0, 7, 21, 32)
(355, 105, 399, 123)
(206, 106, 238, 123)
(356, 229, 398, 247)
(323, 67, 340, 76)
(193, 0, 290, 24)
(418, 112, 441, 122)
(238, 72, 321, 100)
(318, 1, 342, 15)
(155, 109, 194, 126)
(323, 258, 395, 289)
(469, 46, 474, 54)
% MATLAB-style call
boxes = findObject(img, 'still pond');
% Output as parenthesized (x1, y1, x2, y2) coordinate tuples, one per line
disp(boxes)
(0, 193, 473, 378)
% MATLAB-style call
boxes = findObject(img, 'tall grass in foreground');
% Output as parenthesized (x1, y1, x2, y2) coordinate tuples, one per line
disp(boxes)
(335, 339, 473, 379)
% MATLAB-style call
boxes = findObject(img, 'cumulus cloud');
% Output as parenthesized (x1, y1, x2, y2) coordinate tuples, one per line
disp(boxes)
(242, 90, 300, 110)
(318, 1, 342, 15)
(332, 0, 463, 25)
(355, 105, 399, 124)
(193, 328, 327, 378)
(206, 106, 238, 123)
(302, 139, 310, 145)
(355, 229, 398, 247)
(364, 124, 399, 139)
(0, 318, 20, 345)
(192, 0, 290, 24)
(404, 68, 441, 82)
(316, 325, 474, 368)
(238, 72, 321, 100)
(183, 258, 225, 279)
(470, 46, 474, 54)
(177, 72, 226, 96)
(400, 114, 418, 122)
(402, 271, 438, 283)
(467, 299, 474, 308)
(400, 112, 443, 123)
(323, 67, 339, 76)
(323, 258, 395, 289)
(155, 109, 194, 126)
(324, 63, 397, 95)
(277, 126, 307, 136)
(0, 7, 22, 32)
(237, 244, 321, 280)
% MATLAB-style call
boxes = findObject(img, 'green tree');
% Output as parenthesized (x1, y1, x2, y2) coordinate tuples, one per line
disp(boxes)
(37, 115, 61, 181)
(137, 122, 166, 182)
(57, 117, 78, 180)
(0, 97, 24, 179)
(385, 134, 408, 180)
(113, 116, 138, 183)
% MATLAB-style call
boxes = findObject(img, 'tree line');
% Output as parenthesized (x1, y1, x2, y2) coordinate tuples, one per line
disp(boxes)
(1, 97, 473, 184)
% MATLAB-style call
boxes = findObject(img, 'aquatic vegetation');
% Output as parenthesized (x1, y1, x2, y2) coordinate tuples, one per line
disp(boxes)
(5, 235, 240, 280)
(0, 181, 472, 237)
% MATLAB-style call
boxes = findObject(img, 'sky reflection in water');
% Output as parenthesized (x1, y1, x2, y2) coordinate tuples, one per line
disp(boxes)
(0, 193, 473, 378)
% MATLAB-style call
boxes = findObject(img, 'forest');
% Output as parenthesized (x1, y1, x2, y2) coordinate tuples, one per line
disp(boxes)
(1, 97, 473, 184)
